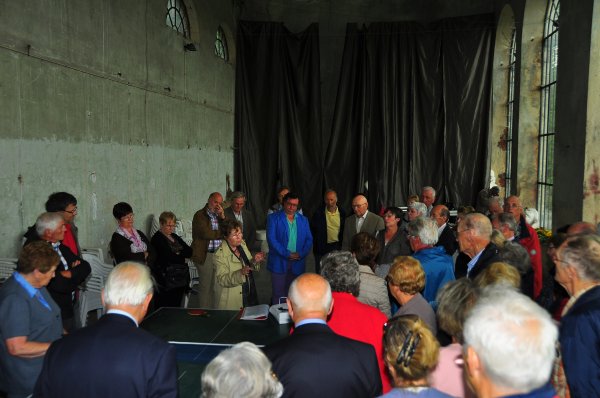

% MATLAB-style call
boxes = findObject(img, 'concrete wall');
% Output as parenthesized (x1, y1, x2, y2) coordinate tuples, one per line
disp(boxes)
(0, 0, 236, 257)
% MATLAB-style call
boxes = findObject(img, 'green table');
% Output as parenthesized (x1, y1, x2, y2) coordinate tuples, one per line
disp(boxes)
(140, 308, 291, 398)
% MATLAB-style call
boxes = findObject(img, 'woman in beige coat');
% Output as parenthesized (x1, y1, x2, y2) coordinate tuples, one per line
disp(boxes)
(213, 219, 265, 310)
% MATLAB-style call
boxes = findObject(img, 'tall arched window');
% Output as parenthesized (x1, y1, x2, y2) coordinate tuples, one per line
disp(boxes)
(166, 0, 190, 38)
(505, 28, 517, 198)
(537, 0, 560, 228)
(215, 26, 229, 62)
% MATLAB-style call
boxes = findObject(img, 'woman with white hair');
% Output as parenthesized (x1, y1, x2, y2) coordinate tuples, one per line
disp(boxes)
(555, 234, 600, 396)
(201, 342, 283, 398)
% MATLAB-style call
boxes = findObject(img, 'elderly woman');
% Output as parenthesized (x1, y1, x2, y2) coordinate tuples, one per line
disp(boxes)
(109, 202, 155, 267)
(377, 207, 411, 269)
(201, 341, 283, 398)
(321, 251, 391, 392)
(150, 211, 192, 308)
(0, 242, 63, 398)
(430, 279, 478, 398)
(407, 202, 427, 222)
(387, 256, 437, 334)
(351, 232, 391, 317)
(213, 219, 265, 310)
(381, 315, 453, 398)
(555, 234, 600, 396)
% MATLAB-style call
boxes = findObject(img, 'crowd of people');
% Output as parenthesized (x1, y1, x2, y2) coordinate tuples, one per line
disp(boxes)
(1, 186, 599, 398)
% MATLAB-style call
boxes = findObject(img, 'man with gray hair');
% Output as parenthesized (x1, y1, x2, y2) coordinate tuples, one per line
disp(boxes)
(35, 262, 178, 397)
(408, 218, 454, 307)
(421, 186, 436, 216)
(463, 286, 558, 398)
(23, 212, 90, 332)
(430, 204, 457, 255)
(224, 191, 258, 252)
(263, 273, 382, 397)
(455, 213, 500, 279)
(491, 212, 518, 241)
(555, 234, 600, 396)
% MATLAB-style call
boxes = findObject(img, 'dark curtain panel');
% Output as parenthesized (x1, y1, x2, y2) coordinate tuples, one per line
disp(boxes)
(234, 22, 322, 228)
(325, 14, 495, 212)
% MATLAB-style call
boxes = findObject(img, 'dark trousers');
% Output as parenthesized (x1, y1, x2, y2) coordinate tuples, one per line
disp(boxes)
(314, 241, 342, 275)
(270, 262, 298, 304)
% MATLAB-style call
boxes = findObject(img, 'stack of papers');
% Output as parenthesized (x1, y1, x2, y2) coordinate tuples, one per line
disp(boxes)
(240, 304, 270, 320)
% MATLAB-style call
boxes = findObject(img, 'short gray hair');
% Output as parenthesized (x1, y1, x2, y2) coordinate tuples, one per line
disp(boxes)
(35, 212, 64, 237)
(463, 213, 493, 239)
(230, 191, 246, 200)
(496, 213, 517, 234)
(320, 251, 360, 296)
(103, 262, 154, 306)
(498, 241, 531, 275)
(408, 202, 427, 217)
(422, 186, 436, 197)
(560, 234, 600, 282)
(408, 217, 438, 245)
(464, 286, 558, 393)
(201, 342, 283, 398)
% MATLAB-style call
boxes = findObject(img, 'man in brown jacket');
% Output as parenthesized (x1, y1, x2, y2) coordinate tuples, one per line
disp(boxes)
(192, 192, 225, 307)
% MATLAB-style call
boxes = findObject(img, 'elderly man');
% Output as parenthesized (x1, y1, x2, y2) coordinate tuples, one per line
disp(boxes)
(23, 212, 91, 332)
(321, 251, 390, 392)
(35, 262, 178, 397)
(431, 204, 457, 255)
(263, 273, 382, 398)
(266, 192, 313, 304)
(310, 189, 346, 274)
(455, 213, 499, 279)
(341, 194, 384, 250)
(192, 192, 225, 308)
(555, 234, 600, 396)
(45, 192, 81, 256)
(421, 186, 436, 216)
(463, 286, 558, 398)
(408, 218, 454, 307)
(224, 191, 258, 252)
(504, 195, 543, 299)
(0, 242, 62, 398)
(491, 212, 518, 241)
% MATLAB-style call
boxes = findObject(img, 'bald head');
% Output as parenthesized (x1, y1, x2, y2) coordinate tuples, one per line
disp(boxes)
(566, 222, 596, 237)
(431, 204, 449, 227)
(287, 273, 333, 323)
(351, 195, 369, 217)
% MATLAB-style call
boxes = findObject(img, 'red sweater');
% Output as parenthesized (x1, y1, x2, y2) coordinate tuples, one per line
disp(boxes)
(516, 216, 543, 299)
(327, 292, 391, 393)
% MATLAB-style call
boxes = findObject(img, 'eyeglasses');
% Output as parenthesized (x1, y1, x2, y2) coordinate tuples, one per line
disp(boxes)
(164, 224, 177, 228)
(63, 206, 78, 214)
(352, 203, 367, 208)
(121, 213, 134, 220)
(456, 227, 472, 235)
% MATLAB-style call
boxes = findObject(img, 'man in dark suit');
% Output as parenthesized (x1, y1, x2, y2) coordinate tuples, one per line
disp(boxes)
(263, 273, 382, 398)
(34, 261, 178, 398)
(431, 204, 458, 256)
(341, 194, 384, 250)
(224, 191, 259, 252)
(310, 189, 346, 274)
(23, 212, 91, 332)
(455, 212, 499, 279)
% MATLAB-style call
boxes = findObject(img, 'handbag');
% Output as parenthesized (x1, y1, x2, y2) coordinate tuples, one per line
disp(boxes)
(163, 263, 190, 291)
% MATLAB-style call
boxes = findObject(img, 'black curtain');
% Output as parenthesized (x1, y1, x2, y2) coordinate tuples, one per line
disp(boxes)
(234, 21, 322, 228)
(325, 14, 495, 212)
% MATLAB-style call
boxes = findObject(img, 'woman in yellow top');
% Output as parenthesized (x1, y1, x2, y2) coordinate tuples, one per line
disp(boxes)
(213, 219, 265, 310)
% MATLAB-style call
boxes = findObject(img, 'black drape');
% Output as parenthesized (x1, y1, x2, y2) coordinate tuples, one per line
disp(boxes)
(234, 21, 322, 228)
(325, 14, 495, 212)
